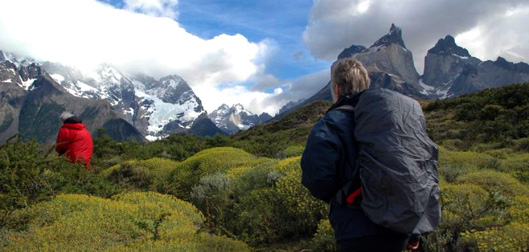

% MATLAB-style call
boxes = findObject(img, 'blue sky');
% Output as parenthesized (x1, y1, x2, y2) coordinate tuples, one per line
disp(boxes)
(177, 0, 330, 80)
(99, 0, 330, 81)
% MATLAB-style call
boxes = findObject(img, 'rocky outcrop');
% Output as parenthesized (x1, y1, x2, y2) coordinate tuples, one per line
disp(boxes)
(208, 104, 272, 134)
(422, 35, 481, 88)
(423, 36, 529, 97)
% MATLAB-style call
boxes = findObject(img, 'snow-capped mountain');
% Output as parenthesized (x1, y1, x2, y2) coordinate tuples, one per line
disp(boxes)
(208, 104, 272, 134)
(0, 51, 145, 143)
(0, 50, 219, 140)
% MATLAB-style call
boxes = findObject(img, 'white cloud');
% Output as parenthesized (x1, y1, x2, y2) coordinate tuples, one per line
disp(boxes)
(304, 0, 529, 73)
(0, 0, 272, 113)
(195, 85, 279, 116)
(196, 70, 331, 116)
(124, 0, 178, 19)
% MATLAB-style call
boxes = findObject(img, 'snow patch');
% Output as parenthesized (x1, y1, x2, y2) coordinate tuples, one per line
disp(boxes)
(452, 54, 469, 60)
(20, 78, 36, 90)
(50, 74, 65, 83)
(419, 79, 435, 95)
(1, 79, 12, 83)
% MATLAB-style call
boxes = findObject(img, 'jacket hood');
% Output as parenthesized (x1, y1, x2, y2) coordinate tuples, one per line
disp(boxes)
(61, 123, 86, 130)
(63, 116, 82, 124)
(329, 91, 365, 112)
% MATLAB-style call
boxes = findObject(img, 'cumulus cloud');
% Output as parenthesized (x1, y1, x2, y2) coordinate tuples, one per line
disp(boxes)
(124, 0, 178, 19)
(0, 0, 274, 113)
(303, 0, 529, 73)
(249, 74, 282, 91)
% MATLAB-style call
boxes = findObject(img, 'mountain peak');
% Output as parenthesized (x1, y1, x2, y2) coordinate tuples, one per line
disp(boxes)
(233, 103, 244, 111)
(0, 50, 5, 61)
(371, 23, 406, 49)
(338, 44, 367, 60)
(428, 35, 471, 58)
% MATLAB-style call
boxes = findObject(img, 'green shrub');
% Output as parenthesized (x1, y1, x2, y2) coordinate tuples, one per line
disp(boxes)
(167, 147, 266, 200)
(0, 192, 250, 252)
(517, 138, 529, 151)
(456, 170, 529, 198)
(280, 146, 305, 158)
(190, 173, 235, 232)
(501, 153, 529, 183)
(0, 139, 117, 228)
(230, 157, 326, 245)
(438, 148, 504, 182)
(232, 160, 279, 195)
(310, 219, 337, 252)
(105, 158, 178, 193)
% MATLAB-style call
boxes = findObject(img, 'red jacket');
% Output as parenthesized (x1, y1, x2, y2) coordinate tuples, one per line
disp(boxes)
(55, 123, 93, 169)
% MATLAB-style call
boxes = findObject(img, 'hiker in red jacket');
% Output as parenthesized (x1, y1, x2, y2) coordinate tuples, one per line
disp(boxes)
(55, 111, 93, 169)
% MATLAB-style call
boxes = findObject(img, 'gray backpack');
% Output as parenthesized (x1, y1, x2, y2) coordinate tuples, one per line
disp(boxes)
(336, 88, 441, 235)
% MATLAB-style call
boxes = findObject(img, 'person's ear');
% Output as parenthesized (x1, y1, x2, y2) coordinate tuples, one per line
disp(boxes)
(334, 84, 340, 97)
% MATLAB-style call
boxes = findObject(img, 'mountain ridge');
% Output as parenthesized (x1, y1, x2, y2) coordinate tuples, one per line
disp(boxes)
(274, 24, 529, 120)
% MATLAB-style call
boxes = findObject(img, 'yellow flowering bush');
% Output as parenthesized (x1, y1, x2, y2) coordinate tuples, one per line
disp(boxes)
(462, 223, 529, 252)
(230, 156, 326, 245)
(0, 192, 250, 252)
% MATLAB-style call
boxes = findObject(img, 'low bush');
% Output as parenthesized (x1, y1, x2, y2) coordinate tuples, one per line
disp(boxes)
(167, 147, 267, 200)
(104, 158, 178, 193)
(190, 173, 235, 232)
(309, 219, 337, 252)
(0, 192, 250, 252)
(230, 157, 326, 245)
(456, 170, 529, 198)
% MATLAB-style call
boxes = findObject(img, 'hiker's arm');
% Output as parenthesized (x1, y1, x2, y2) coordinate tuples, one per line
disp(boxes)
(55, 128, 69, 155)
(301, 119, 342, 203)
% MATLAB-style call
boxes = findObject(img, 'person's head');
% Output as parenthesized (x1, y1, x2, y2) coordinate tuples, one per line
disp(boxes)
(330, 59, 370, 103)
(59, 111, 74, 122)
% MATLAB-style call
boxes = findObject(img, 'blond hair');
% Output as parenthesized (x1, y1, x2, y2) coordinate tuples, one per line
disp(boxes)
(330, 59, 370, 99)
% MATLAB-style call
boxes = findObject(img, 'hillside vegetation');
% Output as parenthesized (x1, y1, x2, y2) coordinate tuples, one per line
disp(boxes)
(1, 83, 529, 251)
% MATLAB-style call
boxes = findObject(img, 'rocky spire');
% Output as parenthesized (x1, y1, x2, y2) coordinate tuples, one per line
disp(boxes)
(370, 23, 407, 49)
(0, 50, 5, 62)
(428, 35, 471, 58)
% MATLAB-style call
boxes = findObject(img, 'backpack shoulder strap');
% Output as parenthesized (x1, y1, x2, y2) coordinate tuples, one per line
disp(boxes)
(333, 104, 361, 207)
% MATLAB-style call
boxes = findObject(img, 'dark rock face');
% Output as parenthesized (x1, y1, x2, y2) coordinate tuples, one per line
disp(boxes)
(371, 24, 407, 49)
(278, 99, 306, 115)
(103, 118, 146, 143)
(427, 35, 471, 57)
(189, 114, 227, 137)
(424, 37, 529, 96)
(423, 36, 481, 88)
